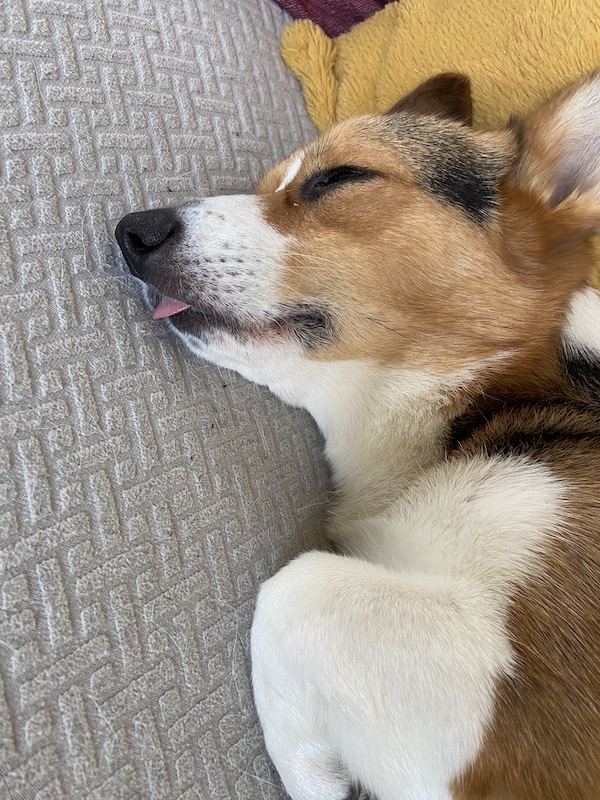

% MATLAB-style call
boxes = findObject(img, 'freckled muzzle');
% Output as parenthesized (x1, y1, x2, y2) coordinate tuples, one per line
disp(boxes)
(115, 197, 335, 347)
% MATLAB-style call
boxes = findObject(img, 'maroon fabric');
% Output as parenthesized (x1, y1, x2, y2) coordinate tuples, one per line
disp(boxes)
(273, 0, 395, 37)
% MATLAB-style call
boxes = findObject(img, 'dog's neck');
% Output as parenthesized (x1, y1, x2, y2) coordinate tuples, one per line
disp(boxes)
(271, 359, 470, 517)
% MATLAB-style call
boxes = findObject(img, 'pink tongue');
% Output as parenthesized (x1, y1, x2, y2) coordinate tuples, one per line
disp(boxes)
(152, 296, 191, 320)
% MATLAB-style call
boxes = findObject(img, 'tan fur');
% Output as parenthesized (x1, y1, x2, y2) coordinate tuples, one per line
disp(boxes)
(257, 118, 591, 378)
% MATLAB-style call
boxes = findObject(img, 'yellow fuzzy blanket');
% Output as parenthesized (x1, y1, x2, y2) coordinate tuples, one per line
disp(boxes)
(281, 0, 600, 283)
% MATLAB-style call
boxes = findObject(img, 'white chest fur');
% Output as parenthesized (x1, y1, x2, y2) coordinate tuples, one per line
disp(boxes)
(332, 453, 566, 592)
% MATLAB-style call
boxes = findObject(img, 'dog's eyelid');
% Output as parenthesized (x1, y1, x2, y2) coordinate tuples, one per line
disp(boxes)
(300, 165, 381, 201)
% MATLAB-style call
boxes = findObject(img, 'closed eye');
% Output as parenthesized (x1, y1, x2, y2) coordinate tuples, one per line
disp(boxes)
(300, 165, 381, 202)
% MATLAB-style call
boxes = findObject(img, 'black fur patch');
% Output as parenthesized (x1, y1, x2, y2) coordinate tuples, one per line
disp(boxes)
(344, 784, 374, 800)
(282, 303, 335, 349)
(563, 345, 600, 404)
(386, 115, 510, 225)
(425, 149, 498, 224)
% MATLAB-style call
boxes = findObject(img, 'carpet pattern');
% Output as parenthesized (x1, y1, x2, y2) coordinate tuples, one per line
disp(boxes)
(0, 1, 325, 797)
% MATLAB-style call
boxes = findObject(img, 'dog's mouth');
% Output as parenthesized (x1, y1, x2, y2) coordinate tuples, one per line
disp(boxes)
(147, 287, 258, 337)
(147, 288, 335, 350)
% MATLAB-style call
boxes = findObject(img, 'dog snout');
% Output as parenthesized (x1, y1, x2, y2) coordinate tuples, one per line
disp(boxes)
(115, 207, 181, 279)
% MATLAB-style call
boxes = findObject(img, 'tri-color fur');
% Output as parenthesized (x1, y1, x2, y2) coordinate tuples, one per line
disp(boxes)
(116, 71, 600, 800)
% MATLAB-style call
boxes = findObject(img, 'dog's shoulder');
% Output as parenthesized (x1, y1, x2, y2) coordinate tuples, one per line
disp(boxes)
(448, 347, 600, 464)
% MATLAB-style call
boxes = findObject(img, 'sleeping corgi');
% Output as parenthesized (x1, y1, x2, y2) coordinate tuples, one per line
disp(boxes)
(116, 71, 600, 800)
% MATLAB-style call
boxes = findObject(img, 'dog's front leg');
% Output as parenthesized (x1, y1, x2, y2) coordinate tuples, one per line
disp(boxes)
(251, 551, 505, 800)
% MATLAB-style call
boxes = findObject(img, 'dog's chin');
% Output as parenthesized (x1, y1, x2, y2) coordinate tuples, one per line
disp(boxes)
(142, 284, 335, 351)
(139, 284, 257, 339)
(153, 296, 297, 350)
(153, 297, 309, 389)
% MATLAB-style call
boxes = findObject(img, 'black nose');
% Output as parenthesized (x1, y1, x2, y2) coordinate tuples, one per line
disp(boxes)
(115, 207, 181, 278)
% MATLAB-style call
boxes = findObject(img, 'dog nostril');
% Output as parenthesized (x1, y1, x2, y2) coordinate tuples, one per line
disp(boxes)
(125, 230, 160, 254)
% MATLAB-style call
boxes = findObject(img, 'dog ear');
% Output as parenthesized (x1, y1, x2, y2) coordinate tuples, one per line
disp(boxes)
(513, 70, 600, 234)
(387, 73, 473, 126)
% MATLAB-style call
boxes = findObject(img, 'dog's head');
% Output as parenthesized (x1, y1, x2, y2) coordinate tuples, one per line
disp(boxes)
(116, 72, 600, 409)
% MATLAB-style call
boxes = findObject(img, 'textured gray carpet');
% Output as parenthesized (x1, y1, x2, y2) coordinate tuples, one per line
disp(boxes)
(0, 1, 327, 797)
